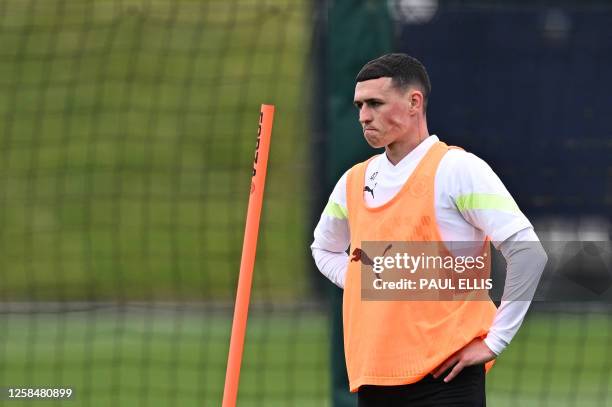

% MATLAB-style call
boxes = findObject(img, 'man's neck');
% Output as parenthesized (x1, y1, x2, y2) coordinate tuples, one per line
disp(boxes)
(385, 132, 430, 165)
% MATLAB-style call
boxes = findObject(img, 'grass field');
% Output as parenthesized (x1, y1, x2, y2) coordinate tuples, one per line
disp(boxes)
(1, 308, 611, 406)
(0, 306, 329, 407)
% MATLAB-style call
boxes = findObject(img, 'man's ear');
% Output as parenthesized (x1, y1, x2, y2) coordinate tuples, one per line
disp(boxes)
(409, 90, 423, 109)
(408, 90, 424, 114)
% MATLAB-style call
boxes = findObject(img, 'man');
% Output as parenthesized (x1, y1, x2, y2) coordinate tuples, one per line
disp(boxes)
(311, 54, 547, 406)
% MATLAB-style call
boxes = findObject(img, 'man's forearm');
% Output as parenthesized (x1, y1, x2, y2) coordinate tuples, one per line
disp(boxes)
(311, 247, 349, 289)
(484, 229, 548, 355)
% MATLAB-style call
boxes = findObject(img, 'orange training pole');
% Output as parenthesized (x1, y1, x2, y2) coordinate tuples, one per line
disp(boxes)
(222, 104, 275, 407)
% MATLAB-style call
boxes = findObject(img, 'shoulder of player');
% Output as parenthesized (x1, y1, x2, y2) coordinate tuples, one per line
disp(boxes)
(328, 170, 349, 207)
(439, 148, 495, 179)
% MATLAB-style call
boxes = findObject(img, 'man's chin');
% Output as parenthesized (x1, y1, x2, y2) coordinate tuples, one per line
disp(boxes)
(365, 139, 385, 149)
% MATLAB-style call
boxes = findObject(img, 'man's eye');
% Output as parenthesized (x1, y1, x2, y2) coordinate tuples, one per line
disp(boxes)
(369, 101, 382, 107)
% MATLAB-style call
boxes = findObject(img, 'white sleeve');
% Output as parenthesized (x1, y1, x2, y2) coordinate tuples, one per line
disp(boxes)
(311, 248, 349, 289)
(483, 228, 548, 355)
(446, 151, 532, 243)
(311, 171, 351, 288)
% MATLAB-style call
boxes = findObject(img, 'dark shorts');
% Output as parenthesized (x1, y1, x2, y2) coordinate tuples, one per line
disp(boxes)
(357, 364, 486, 407)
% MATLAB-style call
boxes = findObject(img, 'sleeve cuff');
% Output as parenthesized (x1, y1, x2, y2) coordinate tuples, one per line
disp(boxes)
(490, 218, 533, 243)
(484, 332, 508, 356)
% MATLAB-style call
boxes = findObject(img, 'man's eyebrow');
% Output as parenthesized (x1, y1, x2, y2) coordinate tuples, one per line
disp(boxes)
(353, 98, 383, 106)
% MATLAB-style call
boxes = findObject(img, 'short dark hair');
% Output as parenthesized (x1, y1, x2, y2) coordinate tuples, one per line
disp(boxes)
(356, 53, 431, 108)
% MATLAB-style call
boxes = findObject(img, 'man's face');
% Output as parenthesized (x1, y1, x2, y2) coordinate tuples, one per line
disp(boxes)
(353, 77, 414, 149)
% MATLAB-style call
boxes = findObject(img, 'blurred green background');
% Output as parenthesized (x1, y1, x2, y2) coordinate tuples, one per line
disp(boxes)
(0, 1, 610, 406)
(1, 1, 322, 405)
(0, 0, 310, 301)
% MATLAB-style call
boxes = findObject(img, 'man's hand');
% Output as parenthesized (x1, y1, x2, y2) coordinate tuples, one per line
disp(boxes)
(432, 338, 496, 383)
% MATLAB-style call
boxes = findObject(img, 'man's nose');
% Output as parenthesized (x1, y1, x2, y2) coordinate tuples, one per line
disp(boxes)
(359, 106, 372, 124)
